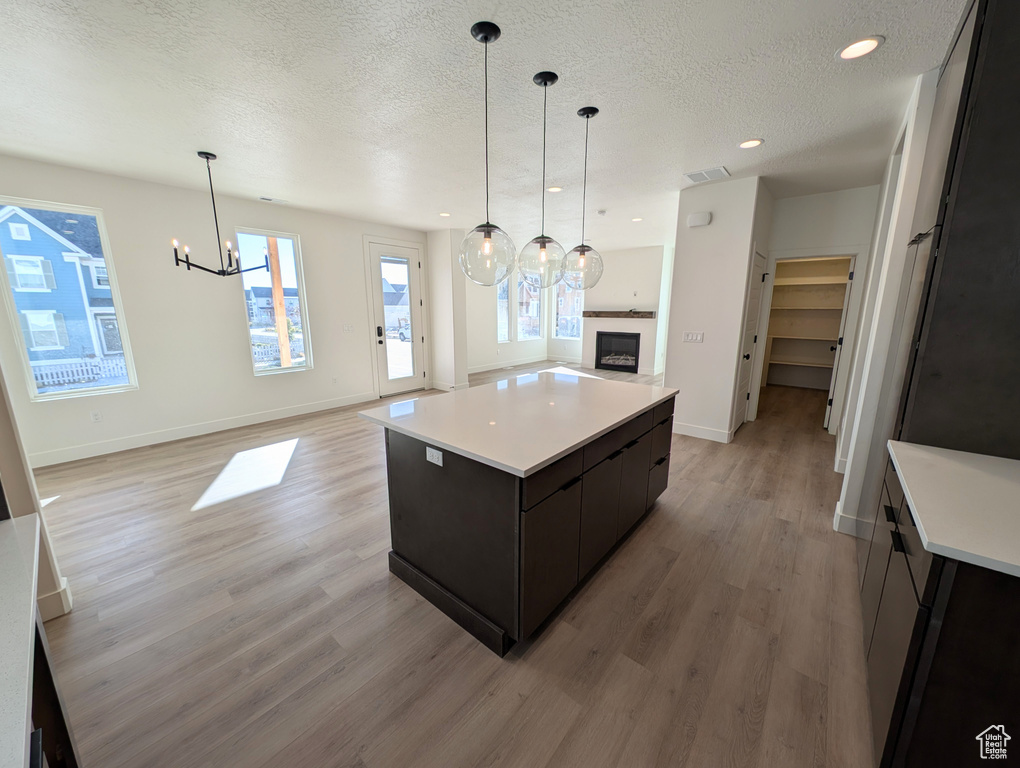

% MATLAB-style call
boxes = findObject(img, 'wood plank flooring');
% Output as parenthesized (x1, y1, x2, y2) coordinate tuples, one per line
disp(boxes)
(35, 366, 873, 768)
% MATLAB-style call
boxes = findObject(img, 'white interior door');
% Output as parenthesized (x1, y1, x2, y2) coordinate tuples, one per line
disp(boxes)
(823, 260, 856, 429)
(369, 242, 425, 397)
(734, 252, 768, 428)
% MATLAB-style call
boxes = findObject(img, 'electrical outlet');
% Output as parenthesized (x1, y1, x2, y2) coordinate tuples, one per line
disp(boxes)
(331, 377, 338, 385)
(343, 323, 354, 333)
(426, 446, 443, 467)
(683, 332, 704, 343)
(90, 409, 102, 422)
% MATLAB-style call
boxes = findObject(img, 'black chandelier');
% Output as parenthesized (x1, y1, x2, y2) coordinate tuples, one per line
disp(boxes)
(172, 151, 268, 277)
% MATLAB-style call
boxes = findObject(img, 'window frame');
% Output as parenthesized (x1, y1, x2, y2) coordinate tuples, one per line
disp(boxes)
(516, 272, 543, 341)
(234, 227, 314, 376)
(496, 274, 512, 344)
(9, 255, 52, 292)
(553, 281, 584, 340)
(22, 310, 63, 350)
(8, 222, 30, 240)
(0, 196, 138, 401)
(91, 263, 110, 289)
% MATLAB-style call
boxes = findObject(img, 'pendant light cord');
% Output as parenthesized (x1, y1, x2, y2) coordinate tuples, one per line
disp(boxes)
(541, 85, 548, 235)
(484, 40, 490, 225)
(206, 157, 225, 272)
(581, 116, 590, 244)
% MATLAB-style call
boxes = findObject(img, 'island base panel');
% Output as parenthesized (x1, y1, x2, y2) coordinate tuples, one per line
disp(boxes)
(388, 552, 513, 656)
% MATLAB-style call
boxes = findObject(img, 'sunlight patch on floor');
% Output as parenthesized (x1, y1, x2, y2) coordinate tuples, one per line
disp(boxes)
(539, 366, 602, 379)
(191, 438, 299, 511)
(39, 495, 60, 508)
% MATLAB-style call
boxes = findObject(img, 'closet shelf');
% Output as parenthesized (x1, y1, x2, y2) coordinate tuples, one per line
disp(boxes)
(770, 306, 844, 311)
(773, 277, 848, 286)
(768, 335, 839, 341)
(768, 359, 834, 369)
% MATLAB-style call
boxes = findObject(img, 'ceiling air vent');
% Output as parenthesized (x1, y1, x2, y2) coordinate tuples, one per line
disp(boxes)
(682, 166, 731, 184)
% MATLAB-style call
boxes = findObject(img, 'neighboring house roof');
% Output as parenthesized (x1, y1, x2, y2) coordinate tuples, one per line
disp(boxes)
(248, 286, 299, 299)
(383, 292, 409, 306)
(0, 206, 92, 258)
(381, 278, 407, 294)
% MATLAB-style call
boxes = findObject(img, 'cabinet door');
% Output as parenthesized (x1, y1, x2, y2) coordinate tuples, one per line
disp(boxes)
(618, 433, 652, 538)
(860, 516, 892, 657)
(579, 452, 623, 579)
(868, 541, 925, 768)
(520, 479, 582, 639)
(647, 453, 670, 507)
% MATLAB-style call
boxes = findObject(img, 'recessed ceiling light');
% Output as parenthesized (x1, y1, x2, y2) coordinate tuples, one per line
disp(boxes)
(439, 212, 451, 217)
(547, 186, 562, 192)
(632, 217, 643, 222)
(838, 36, 885, 60)
(739, 138, 764, 149)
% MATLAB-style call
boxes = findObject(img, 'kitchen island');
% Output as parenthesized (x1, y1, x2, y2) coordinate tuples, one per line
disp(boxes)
(359, 371, 678, 655)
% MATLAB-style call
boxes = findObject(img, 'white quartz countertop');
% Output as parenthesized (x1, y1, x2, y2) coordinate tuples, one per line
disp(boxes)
(359, 372, 678, 477)
(0, 513, 40, 768)
(887, 440, 1020, 578)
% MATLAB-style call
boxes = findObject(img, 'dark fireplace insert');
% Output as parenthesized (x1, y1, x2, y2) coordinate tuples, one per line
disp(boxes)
(595, 331, 640, 374)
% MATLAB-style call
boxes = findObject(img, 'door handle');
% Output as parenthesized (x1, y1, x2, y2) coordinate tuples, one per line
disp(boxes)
(376, 326, 383, 338)
(830, 346, 837, 352)
(891, 529, 905, 553)
(743, 353, 750, 360)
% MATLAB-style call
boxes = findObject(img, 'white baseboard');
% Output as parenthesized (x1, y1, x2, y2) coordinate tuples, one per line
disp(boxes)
(467, 354, 551, 375)
(29, 390, 379, 467)
(432, 379, 457, 391)
(671, 418, 733, 443)
(834, 455, 847, 474)
(833, 501, 863, 537)
(38, 576, 72, 621)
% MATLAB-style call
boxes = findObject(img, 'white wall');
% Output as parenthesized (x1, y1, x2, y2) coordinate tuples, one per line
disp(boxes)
(579, 245, 666, 376)
(663, 175, 764, 442)
(0, 154, 426, 466)
(426, 229, 468, 390)
(465, 277, 548, 374)
(836, 71, 939, 535)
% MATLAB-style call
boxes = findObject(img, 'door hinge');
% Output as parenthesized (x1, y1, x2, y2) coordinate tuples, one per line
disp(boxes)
(838, 336, 843, 345)
(753, 334, 757, 343)
(418, 261, 421, 268)
(420, 299, 423, 306)
(828, 398, 833, 406)
(746, 392, 750, 400)
(848, 271, 854, 280)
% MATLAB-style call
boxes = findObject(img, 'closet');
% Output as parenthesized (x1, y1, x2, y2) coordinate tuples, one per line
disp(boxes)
(763, 257, 852, 404)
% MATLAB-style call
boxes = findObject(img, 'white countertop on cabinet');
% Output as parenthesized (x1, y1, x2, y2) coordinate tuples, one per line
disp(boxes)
(0, 513, 40, 768)
(359, 372, 678, 477)
(888, 440, 1020, 578)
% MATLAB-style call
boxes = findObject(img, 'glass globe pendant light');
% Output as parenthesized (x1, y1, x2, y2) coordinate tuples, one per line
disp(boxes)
(563, 107, 605, 291)
(518, 72, 566, 289)
(459, 22, 516, 287)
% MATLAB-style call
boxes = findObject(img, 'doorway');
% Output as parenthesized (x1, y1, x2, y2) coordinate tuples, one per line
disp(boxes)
(367, 241, 425, 397)
(734, 251, 768, 429)
(760, 256, 855, 429)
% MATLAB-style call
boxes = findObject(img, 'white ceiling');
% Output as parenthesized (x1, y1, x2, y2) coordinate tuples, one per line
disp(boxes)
(0, 0, 967, 252)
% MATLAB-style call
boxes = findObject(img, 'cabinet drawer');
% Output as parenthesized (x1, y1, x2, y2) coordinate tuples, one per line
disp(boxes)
(579, 452, 624, 579)
(521, 448, 583, 511)
(647, 453, 670, 508)
(618, 432, 652, 538)
(649, 421, 672, 467)
(520, 479, 582, 639)
(652, 396, 675, 426)
(584, 411, 653, 471)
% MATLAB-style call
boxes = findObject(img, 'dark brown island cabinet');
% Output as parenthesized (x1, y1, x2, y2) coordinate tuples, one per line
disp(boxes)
(359, 373, 677, 656)
(856, 0, 1020, 764)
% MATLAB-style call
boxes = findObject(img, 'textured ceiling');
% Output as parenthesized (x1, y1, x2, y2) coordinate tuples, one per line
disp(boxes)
(0, 0, 968, 252)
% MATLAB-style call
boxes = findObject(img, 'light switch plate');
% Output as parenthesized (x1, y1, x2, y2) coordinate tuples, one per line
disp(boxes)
(683, 332, 704, 343)
(426, 446, 443, 467)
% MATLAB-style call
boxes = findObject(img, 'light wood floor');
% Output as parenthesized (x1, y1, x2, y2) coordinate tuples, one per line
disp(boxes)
(36, 368, 873, 768)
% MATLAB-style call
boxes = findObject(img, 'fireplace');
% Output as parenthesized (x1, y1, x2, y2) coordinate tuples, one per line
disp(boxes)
(595, 331, 640, 374)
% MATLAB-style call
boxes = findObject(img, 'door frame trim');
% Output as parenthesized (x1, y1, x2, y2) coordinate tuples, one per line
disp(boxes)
(362, 235, 431, 397)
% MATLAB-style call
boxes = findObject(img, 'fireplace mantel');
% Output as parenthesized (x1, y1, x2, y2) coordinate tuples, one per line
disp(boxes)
(583, 310, 656, 319)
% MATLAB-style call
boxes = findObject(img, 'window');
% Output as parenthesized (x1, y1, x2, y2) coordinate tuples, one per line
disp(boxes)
(236, 229, 311, 373)
(554, 280, 583, 339)
(517, 275, 542, 340)
(8, 256, 55, 291)
(496, 277, 511, 343)
(0, 200, 136, 398)
(91, 264, 110, 288)
(23, 311, 66, 349)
